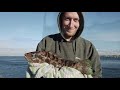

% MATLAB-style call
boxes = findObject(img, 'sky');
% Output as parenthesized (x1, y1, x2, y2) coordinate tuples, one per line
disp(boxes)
(0, 12, 120, 56)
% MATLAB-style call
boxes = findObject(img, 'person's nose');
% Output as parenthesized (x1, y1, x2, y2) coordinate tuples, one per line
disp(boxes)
(69, 19, 74, 28)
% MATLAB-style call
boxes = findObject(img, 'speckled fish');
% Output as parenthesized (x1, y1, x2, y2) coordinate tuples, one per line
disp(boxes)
(24, 51, 93, 76)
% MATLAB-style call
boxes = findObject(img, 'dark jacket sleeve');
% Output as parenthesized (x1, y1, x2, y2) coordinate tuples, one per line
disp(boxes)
(36, 36, 54, 52)
(87, 43, 102, 78)
(36, 38, 45, 51)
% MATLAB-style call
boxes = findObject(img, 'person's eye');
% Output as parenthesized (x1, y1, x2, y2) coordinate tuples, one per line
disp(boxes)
(64, 17, 70, 21)
(65, 18, 69, 21)
(74, 19, 79, 22)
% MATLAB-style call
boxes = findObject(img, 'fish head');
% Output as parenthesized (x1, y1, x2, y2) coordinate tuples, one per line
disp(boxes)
(24, 51, 49, 63)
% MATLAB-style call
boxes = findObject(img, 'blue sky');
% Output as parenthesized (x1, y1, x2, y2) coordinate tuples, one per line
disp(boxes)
(0, 12, 120, 56)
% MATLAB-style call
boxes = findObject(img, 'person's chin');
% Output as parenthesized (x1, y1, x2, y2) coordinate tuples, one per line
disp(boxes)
(66, 33, 74, 37)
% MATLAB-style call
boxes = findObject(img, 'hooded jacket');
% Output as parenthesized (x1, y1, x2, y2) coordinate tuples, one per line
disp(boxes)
(36, 12, 102, 78)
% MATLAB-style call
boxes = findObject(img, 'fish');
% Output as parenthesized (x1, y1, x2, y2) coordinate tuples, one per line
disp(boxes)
(24, 50, 93, 76)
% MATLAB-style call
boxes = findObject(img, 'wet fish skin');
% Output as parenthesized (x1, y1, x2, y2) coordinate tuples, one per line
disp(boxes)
(24, 51, 93, 75)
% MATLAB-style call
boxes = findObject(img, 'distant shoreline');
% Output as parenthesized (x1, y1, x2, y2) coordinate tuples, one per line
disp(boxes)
(100, 55, 120, 58)
(0, 55, 120, 59)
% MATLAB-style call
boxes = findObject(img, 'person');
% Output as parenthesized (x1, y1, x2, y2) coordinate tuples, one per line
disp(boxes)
(28, 12, 102, 78)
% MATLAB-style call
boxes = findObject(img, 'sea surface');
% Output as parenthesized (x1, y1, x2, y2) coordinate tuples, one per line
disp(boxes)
(0, 56, 120, 78)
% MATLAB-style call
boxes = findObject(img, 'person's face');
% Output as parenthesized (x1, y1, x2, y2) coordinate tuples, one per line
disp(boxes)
(62, 12, 80, 38)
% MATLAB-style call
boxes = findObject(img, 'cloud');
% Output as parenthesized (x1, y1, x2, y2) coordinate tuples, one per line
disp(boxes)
(83, 31, 120, 42)
(84, 12, 120, 29)
(0, 38, 39, 49)
(96, 32, 120, 42)
(0, 40, 10, 48)
(0, 39, 37, 56)
(85, 19, 120, 32)
(0, 48, 35, 56)
(92, 40, 120, 51)
(82, 18, 120, 42)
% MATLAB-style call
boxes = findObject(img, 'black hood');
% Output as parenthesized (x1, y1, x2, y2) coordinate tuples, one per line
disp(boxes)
(57, 12, 84, 40)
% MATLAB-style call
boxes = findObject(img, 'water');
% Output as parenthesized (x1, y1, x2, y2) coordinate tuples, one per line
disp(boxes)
(101, 57, 120, 78)
(0, 56, 28, 78)
(0, 56, 120, 78)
